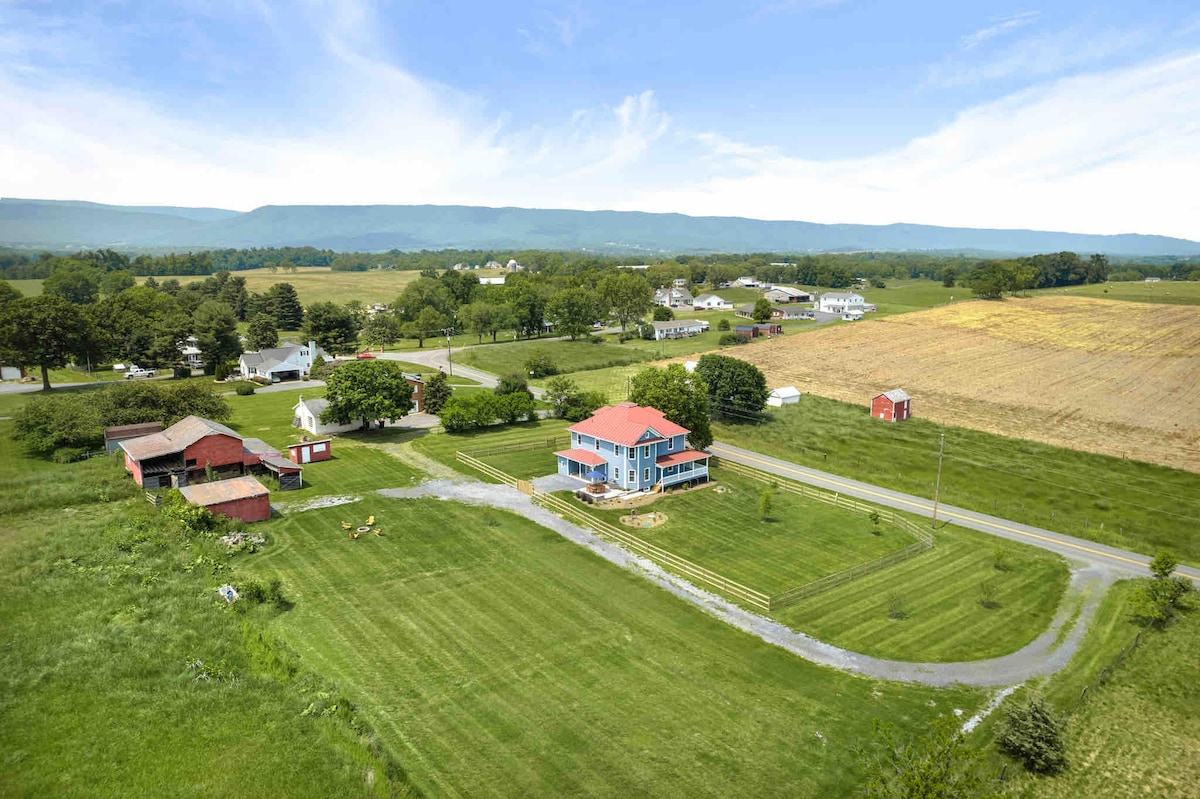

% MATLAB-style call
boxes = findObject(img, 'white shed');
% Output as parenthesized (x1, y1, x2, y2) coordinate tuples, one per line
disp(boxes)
(767, 386, 802, 407)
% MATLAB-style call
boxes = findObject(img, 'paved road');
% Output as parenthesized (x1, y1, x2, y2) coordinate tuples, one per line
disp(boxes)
(376, 347, 548, 397)
(710, 441, 1199, 583)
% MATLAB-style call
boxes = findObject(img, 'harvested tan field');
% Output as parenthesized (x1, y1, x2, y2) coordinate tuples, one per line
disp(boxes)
(734, 296, 1200, 472)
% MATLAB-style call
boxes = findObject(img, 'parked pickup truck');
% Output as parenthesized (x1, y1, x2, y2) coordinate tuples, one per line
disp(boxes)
(124, 367, 156, 380)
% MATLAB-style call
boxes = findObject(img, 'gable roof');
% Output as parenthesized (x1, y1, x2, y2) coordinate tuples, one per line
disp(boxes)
(766, 286, 807, 297)
(121, 415, 242, 461)
(877, 389, 911, 403)
(821, 292, 864, 302)
(568, 403, 689, 447)
(651, 319, 707, 330)
(294, 396, 330, 415)
(769, 386, 802, 399)
(104, 422, 164, 441)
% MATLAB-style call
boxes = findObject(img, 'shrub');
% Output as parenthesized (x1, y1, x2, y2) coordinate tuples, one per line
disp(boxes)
(234, 382, 256, 396)
(652, 305, 674, 321)
(977, 578, 1000, 609)
(494, 373, 532, 397)
(523, 351, 558, 379)
(996, 697, 1067, 774)
(718, 332, 747, 346)
(214, 362, 230, 380)
(717, 318, 730, 331)
(173, 365, 192, 379)
(638, 322, 656, 340)
(992, 547, 1010, 571)
(422, 371, 452, 414)
(887, 593, 908, 620)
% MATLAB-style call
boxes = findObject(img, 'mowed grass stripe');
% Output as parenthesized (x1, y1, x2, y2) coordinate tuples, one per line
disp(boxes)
(774, 528, 1069, 662)
(243, 498, 987, 796)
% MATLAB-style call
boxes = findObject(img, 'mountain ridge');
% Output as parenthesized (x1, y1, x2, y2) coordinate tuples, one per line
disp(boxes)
(2, 198, 1198, 256)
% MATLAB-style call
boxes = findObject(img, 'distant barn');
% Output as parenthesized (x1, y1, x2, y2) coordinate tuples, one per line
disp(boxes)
(871, 389, 911, 422)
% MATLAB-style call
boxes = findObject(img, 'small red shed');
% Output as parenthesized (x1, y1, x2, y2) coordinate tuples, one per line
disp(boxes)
(177, 475, 271, 523)
(871, 389, 912, 422)
(289, 438, 332, 464)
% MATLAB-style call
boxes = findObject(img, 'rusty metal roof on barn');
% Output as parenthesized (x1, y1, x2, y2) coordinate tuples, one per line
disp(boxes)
(877, 389, 910, 402)
(241, 438, 278, 456)
(103, 422, 164, 441)
(178, 475, 269, 506)
(121, 415, 242, 462)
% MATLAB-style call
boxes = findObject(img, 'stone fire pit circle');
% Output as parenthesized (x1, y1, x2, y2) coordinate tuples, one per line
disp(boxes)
(619, 511, 668, 529)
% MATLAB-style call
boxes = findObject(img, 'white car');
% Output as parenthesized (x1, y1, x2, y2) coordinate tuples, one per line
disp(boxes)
(124, 367, 156, 380)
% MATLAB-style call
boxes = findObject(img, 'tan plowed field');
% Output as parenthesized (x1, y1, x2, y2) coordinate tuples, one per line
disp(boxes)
(735, 296, 1200, 472)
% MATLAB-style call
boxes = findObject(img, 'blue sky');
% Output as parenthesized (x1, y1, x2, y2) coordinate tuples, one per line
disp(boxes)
(2, 1, 1199, 238)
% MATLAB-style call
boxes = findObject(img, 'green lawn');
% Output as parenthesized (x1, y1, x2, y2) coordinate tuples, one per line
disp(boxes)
(225, 387, 423, 495)
(773, 526, 1069, 662)
(457, 337, 651, 377)
(241, 497, 985, 797)
(858, 278, 973, 317)
(1034, 279, 1200, 306)
(969, 582, 1200, 797)
(712, 396, 1200, 565)
(7, 278, 43, 296)
(412, 418, 571, 480)
(0, 453, 409, 797)
(581, 467, 912, 593)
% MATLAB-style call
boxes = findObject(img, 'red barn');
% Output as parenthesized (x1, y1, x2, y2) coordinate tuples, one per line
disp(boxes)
(122, 416, 246, 489)
(289, 438, 332, 464)
(177, 475, 271, 523)
(871, 389, 912, 422)
(404, 374, 425, 413)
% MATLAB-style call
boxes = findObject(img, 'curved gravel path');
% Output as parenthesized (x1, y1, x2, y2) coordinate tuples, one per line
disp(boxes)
(376, 479, 1113, 688)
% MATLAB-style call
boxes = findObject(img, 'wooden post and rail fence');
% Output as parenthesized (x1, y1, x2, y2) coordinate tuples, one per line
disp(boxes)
(455, 447, 935, 613)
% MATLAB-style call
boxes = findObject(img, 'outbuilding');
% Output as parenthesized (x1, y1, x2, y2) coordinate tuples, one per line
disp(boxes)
(177, 475, 271, 523)
(289, 438, 332, 464)
(767, 387, 802, 407)
(871, 389, 911, 422)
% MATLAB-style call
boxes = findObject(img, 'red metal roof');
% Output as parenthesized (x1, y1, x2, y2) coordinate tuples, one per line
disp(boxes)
(554, 449, 608, 467)
(655, 450, 710, 467)
(567, 404, 689, 447)
(178, 475, 269, 506)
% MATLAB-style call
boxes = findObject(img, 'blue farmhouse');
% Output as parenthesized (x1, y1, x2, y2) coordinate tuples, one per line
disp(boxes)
(555, 402, 711, 492)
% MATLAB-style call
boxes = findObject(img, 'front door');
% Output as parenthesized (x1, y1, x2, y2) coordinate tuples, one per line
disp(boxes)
(301, 446, 311, 464)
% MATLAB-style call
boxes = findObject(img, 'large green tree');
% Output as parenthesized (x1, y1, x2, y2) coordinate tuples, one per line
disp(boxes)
(192, 300, 241, 373)
(321, 359, 414, 430)
(546, 287, 600, 340)
(303, 301, 359, 355)
(99, 270, 137, 297)
(402, 306, 449, 348)
(694, 354, 769, 419)
(509, 285, 546, 338)
(0, 280, 21, 307)
(43, 264, 101, 305)
(0, 295, 91, 389)
(629, 363, 712, 449)
(421, 370, 452, 414)
(265, 283, 304, 329)
(751, 298, 773, 324)
(597, 272, 653, 331)
(246, 313, 280, 351)
(360, 313, 401, 351)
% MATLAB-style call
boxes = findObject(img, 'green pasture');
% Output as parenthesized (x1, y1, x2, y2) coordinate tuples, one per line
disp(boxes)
(412, 418, 571, 480)
(1035, 279, 1200, 306)
(774, 526, 1069, 662)
(581, 467, 911, 593)
(242, 497, 984, 797)
(0, 453, 407, 797)
(712, 396, 1200, 565)
(456, 337, 650, 377)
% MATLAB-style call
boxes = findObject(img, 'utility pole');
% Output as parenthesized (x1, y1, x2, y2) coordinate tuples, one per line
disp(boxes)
(444, 328, 453, 377)
(931, 432, 945, 529)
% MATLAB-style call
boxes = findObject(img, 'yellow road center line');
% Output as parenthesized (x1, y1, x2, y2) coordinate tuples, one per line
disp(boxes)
(711, 445, 1198, 582)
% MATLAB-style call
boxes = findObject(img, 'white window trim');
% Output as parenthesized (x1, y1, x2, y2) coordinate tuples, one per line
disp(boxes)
(615, 445, 621, 456)
(627, 469, 635, 483)
(643, 467, 651, 482)
(643, 445, 650, 458)
(594, 437, 600, 451)
(667, 438, 674, 451)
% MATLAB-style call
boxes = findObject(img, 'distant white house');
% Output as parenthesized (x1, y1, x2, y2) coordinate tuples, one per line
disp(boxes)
(292, 396, 360, 436)
(672, 277, 690, 288)
(817, 292, 866, 314)
(651, 319, 709, 340)
(767, 387, 802, 407)
(693, 293, 733, 310)
(478, 276, 506, 285)
(764, 286, 812, 304)
(1144, 277, 1161, 283)
(653, 287, 694, 308)
(735, 276, 762, 288)
(617, 264, 651, 270)
(178, 336, 202, 368)
(842, 310, 864, 321)
(240, 341, 329, 382)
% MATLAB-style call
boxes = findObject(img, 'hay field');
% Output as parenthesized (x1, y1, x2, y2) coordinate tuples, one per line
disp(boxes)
(734, 296, 1200, 472)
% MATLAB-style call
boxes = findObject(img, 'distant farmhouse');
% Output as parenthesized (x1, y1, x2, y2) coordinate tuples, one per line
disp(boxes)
(817, 292, 867, 315)
(650, 319, 709, 340)
(735, 276, 762, 288)
(178, 336, 203, 368)
(735, 303, 812, 321)
(292, 375, 423, 436)
(692, 293, 733, 310)
(555, 403, 711, 492)
(653, 287, 694, 309)
(239, 340, 329, 382)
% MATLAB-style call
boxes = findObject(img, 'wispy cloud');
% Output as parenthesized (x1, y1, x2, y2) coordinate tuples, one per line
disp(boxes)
(928, 24, 1148, 88)
(518, 2, 590, 56)
(625, 52, 1200, 239)
(961, 10, 1040, 49)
